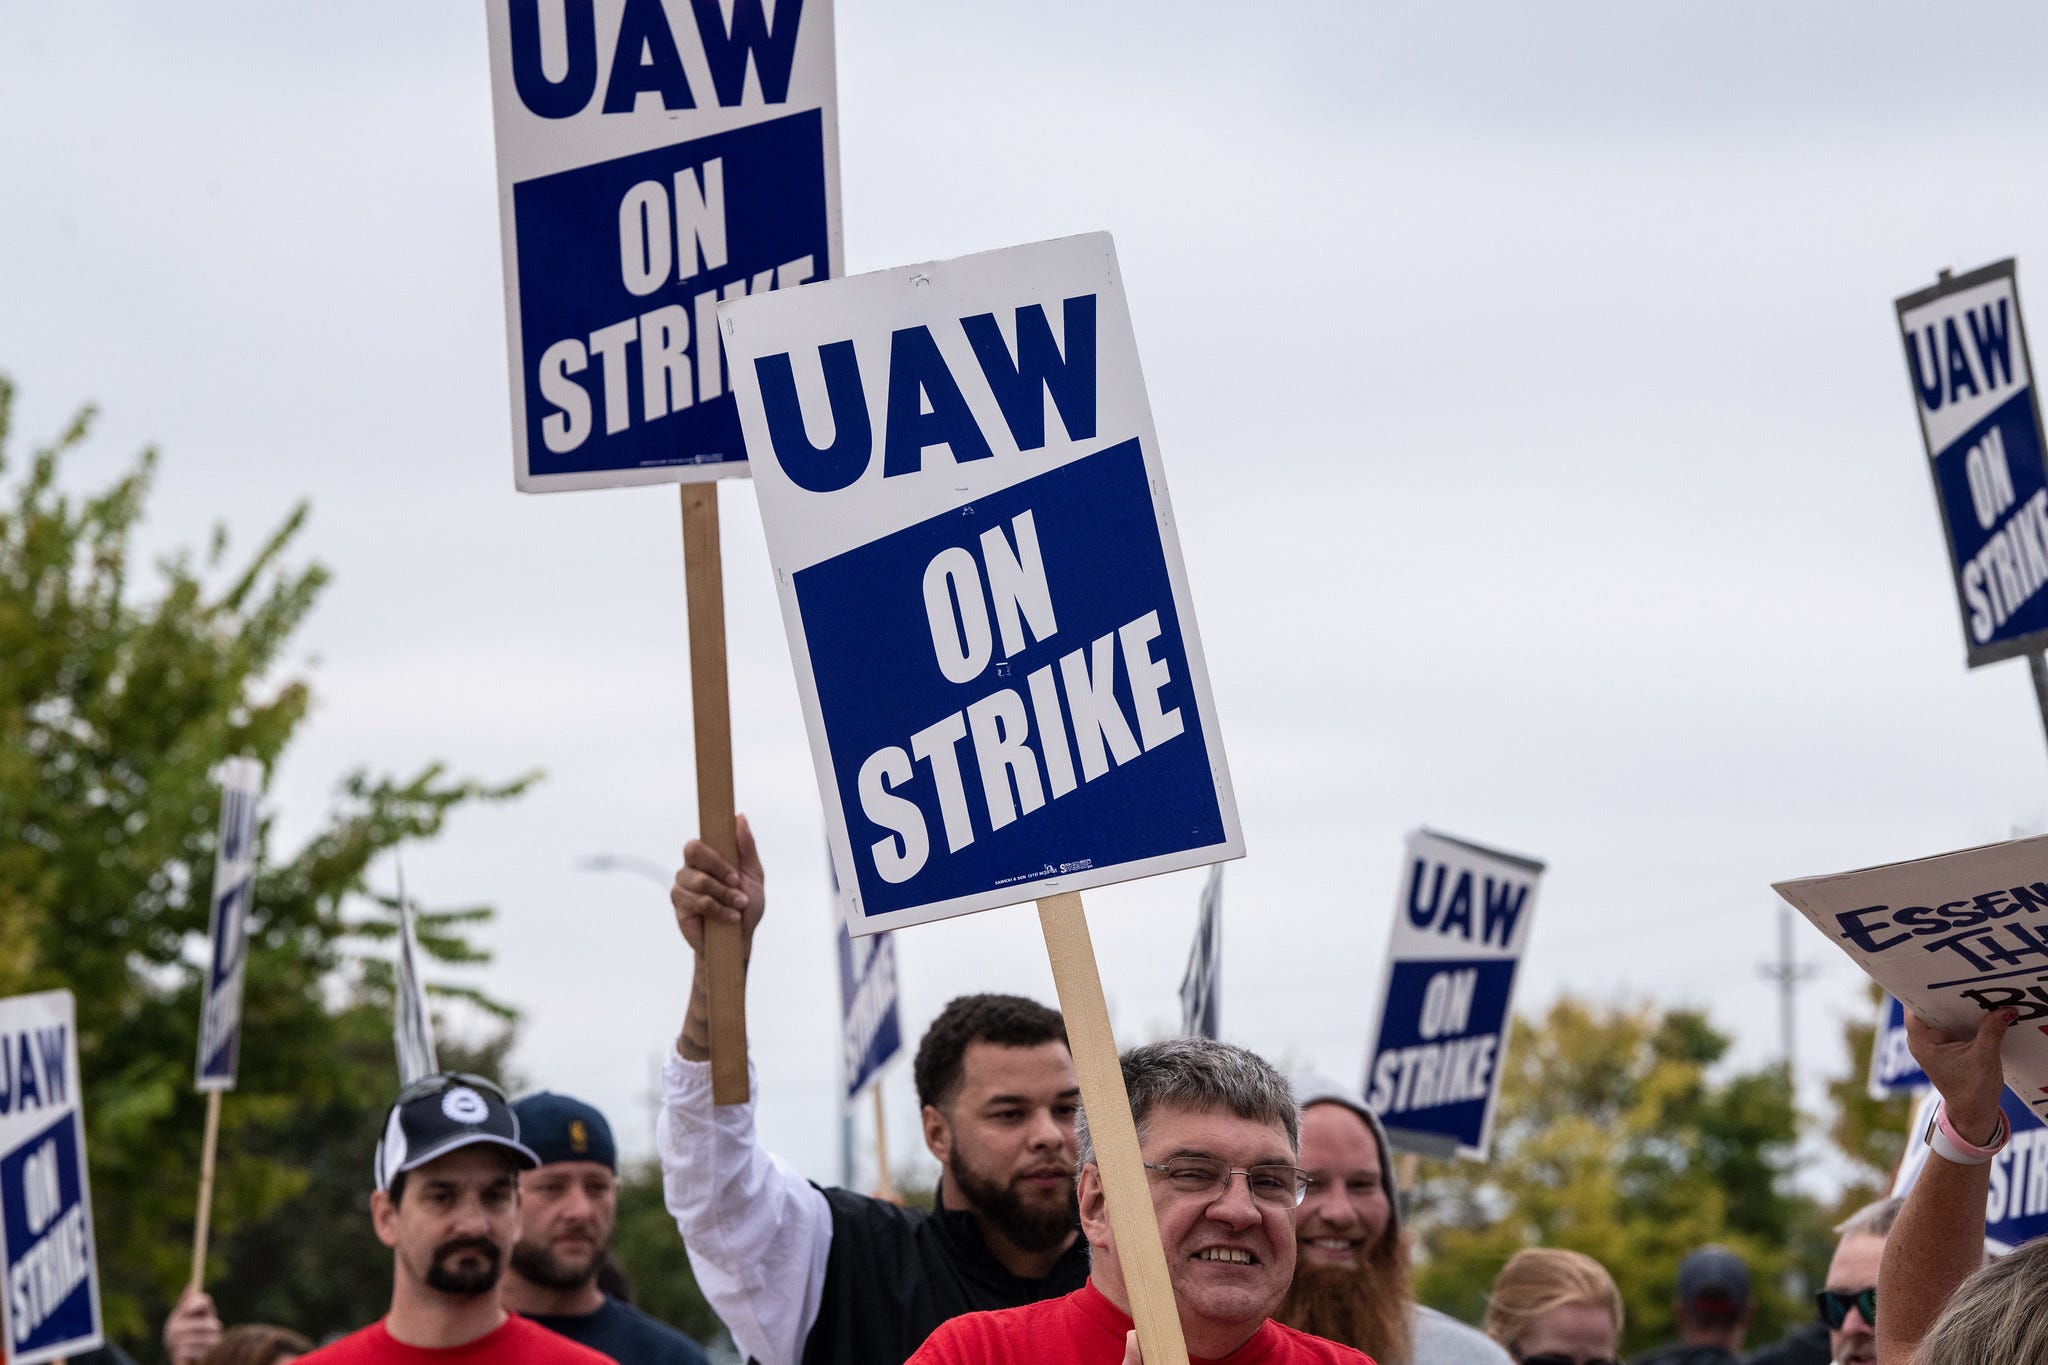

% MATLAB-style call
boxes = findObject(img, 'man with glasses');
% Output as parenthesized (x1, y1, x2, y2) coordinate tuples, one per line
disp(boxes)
(1753, 1197, 1897, 1365)
(1278, 1085, 1509, 1364)
(293, 1073, 611, 1364)
(505, 1092, 709, 1364)
(906, 1038, 1371, 1363)
(662, 818, 1089, 1365)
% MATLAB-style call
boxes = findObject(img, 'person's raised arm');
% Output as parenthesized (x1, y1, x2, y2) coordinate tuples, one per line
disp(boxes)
(658, 814, 832, 1365)
(1876, 1005, 2014, 1365)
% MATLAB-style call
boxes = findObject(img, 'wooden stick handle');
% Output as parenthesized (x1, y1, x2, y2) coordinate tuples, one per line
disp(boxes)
(1038, 893, 1189, 1365)
(189, 1088, 223, 1292)
(680, 483, 749, 1105)
(872, 1082, 897, 1202)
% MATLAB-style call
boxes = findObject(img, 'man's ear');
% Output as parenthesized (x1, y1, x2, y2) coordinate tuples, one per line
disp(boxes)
(371, 1188, 401, 1250)
(1078, 1162, 1112, 1251)
(922, 1104, 951, 1164)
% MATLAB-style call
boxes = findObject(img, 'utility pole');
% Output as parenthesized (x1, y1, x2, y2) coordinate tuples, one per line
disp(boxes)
(1759, 905, 1818, 1094)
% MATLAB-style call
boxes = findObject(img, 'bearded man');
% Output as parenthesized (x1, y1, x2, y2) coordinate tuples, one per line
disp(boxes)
(1278, 1087, 1509, 1365)
(294, 1073, 611, 1365)
(662, 816, 1088, 1365)
(504, 1092, 709, 1363)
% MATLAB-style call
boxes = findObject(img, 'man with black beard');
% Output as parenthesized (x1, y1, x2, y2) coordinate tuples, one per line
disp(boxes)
(295, 1074, 610, 1365)
(504, 1092, 710, 1364)
(662, 817, 1089, 1365)
(1277, 1086, 1510, 1365)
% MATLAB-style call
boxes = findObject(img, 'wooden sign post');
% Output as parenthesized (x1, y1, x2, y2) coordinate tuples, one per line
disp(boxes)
(187, 1089, 222, 1292)
(1040, 892, 1189, 1365)
(871, 1084, 898, 1202)
(680, 484, 749, 1105)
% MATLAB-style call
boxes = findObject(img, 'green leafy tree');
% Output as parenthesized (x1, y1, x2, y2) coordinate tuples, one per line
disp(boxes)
(0, 377, 533, 1346)
(1407, 997, 1827, 1354)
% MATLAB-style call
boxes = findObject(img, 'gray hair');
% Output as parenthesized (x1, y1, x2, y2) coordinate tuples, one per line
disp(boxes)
(1911, 1237, 2048, 1365)
(1074, 1037, 1298, 1171)
(1835, 1196, 1904, 1241)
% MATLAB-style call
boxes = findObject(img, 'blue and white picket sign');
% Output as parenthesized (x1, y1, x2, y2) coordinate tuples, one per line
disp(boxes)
(393, 858, 439, 1086)
(0, 990, 103, 1364)
(1894, 1085, 2048, 1255)
(1179, 865, 1222, 1040)
(720, 233, 1243, 933)
(195, 757, 262, 1092)
(1363, 830, 1544, 1160)
(1896, 260, 2048, 666)
(486, 0, 842, 493)
(837, 923, 901, 1099)
(1867, 992, 1932, 1101)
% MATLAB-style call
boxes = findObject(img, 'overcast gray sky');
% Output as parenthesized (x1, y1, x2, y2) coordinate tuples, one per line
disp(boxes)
(9, 2, 2048, 1190)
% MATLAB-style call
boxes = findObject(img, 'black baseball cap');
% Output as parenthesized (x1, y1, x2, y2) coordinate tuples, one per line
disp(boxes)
(1677, 1245, 1751, 1310)
(374, 1072, 540, 1192)
(511, 1092, 618, 1171)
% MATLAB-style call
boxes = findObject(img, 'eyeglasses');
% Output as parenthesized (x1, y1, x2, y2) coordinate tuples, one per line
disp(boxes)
(391, 1071, 509, 1108)
(1516, 1354, 1621, 1365)
(1816, 1286, 1877, 1329)
(1141, 1157, 1313, 1208)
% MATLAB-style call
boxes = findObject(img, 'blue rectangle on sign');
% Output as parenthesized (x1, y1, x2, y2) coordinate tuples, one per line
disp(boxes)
(1934, 393, 2048, 654)
(513, 109, 829, 479)
(1, 1113, 98, 1359)
(1365, 957, 1517, 1154)
(795, 440, 1226, 921)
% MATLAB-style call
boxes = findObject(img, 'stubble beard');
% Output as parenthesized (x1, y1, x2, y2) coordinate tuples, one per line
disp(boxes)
(949, 1149, 1079, 1255)
(511, 1235, 603, 1291)
(1276, 1228, 1415, 1365)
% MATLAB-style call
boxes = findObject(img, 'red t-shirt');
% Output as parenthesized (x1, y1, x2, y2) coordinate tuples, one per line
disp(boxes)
(297, 1313, 613, 1364)
(908, 1280, 1375, 1365)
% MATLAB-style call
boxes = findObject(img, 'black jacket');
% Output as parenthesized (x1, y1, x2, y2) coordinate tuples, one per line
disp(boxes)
(799, 1183, 1089, 1365)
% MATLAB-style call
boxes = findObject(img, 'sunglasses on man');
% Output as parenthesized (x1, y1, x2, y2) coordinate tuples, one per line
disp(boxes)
(1816, 1286, 1876, 1329)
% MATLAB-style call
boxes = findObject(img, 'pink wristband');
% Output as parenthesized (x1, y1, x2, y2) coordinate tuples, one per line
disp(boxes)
(1931, 1101, 2010, 1165)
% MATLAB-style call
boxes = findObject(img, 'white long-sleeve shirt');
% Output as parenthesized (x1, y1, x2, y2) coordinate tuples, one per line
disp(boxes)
(657, 1052, 833, 1365)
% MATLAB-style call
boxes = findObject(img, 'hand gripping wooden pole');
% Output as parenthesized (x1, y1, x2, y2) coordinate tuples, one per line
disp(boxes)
(1038, 892, 1189, 1365)
(188, 1088, 223, 1292)
(680, 483, 749, 1105)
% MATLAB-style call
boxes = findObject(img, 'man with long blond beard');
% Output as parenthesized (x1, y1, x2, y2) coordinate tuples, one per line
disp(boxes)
(1277, 1087, 1509, 1365)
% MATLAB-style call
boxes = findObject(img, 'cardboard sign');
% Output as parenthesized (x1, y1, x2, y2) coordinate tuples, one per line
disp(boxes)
(720, 232, 1243, 933)
(1776, 834, 2048, 1117)
(1896, 260, 2048, 666)
(0, 990, 102, 1364)
(1364, 830, 1544, 1160)
(1868, 992, 1932, 1100)
(196, 757, 261, 1092)
(1179, 865, 1222, 1039)
(486, 0, 841, 492)
(1893, 1086, 2048, 1254)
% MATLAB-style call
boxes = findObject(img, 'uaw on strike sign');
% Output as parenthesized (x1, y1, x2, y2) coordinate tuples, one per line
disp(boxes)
(486, 0, 840, 492)
(720, 233, 1243, 932)
(1365, 831, 1543, 1160)
(0, 991, 102, 1364)
(1897, 261, 2048, 665)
